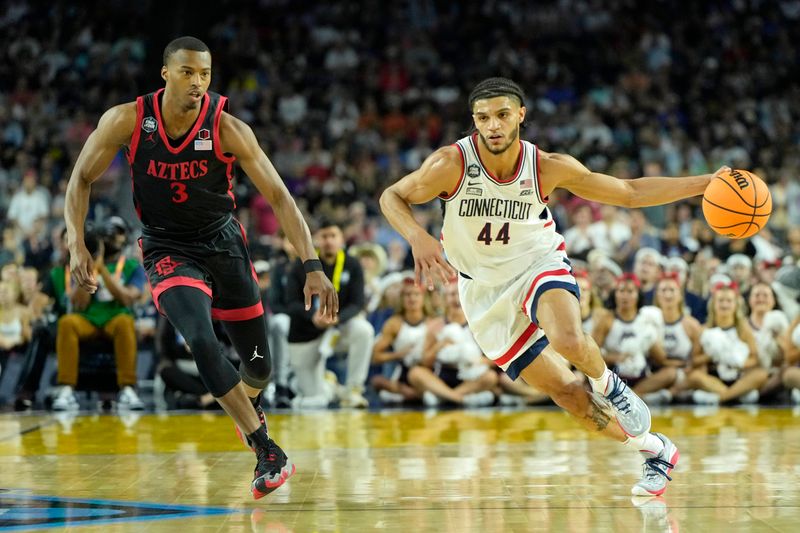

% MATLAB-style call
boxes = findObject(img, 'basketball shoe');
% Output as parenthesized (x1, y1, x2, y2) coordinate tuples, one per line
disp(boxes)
(235, 393, 267, 451)
(252, 437, 296, 499)
(631, 433, 679, 496)
(596, 372, 651, 437)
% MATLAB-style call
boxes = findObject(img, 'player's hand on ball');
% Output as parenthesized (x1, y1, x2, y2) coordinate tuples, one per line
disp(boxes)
(304, 271, 339, 321)
(411, 232, 456, 291)
(709, 165, 732, 183)
(69, 243, 99, 293)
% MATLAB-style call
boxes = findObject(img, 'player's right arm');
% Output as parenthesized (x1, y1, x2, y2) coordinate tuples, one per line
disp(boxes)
(379, 147, 461, 289)
(64, 103, 136, 293)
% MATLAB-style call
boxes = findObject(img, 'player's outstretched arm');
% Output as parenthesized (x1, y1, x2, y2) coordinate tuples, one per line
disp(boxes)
(539, 151, 729, 208)
(379, 147, 460, 289)
(65, 103, 136, 293)
(219, 113, 338, 319)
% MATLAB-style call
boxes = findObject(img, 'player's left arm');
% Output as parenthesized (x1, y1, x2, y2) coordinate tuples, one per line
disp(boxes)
(219, 112, 338, 319)
(538, 151, 729, 207)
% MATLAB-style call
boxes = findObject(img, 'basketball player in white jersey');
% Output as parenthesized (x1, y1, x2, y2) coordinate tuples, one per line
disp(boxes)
(381, 77, 730, 496)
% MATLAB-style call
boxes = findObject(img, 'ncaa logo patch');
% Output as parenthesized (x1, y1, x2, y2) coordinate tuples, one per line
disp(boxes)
(142, 116, 158, 133)
(467, 164, 480, 178)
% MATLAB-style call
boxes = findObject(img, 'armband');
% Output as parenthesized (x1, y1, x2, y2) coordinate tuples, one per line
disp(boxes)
(303, 259, 324, 274)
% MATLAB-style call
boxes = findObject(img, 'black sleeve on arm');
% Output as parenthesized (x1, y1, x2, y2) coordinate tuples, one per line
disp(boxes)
(337, 257, 365, 324)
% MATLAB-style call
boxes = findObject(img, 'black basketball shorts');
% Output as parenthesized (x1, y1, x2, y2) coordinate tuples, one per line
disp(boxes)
(139, 215, 263, 321)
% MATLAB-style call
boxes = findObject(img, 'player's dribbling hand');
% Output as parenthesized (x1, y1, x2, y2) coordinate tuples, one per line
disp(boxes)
(69, 244, 99, 293)
(709, 165, 732, 184)
(304, 271, 339, 321)
(410, 232, 456, 291)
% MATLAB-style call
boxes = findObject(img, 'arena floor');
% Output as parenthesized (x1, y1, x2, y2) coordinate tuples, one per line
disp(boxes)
(0, 406, 798, 532)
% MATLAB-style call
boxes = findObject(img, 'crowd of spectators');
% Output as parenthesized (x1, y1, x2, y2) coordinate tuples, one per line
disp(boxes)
(2, 0, 800, 412)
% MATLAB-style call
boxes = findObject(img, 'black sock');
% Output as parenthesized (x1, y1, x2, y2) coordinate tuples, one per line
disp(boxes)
(248, 426, 270, 450)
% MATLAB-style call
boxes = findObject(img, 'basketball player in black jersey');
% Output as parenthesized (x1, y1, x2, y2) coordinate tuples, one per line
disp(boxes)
(64, 36, 338, 499)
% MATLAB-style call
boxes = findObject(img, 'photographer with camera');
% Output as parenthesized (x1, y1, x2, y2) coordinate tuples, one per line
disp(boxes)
(51, 217, 147, 411)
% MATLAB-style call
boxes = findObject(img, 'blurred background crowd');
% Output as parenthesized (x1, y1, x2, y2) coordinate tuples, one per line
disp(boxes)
(2, 0, 800, 413)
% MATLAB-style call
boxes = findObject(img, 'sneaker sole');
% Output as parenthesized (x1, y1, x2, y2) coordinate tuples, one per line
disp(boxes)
(251, 462, 296, 499)
(632, 446, 680, 497)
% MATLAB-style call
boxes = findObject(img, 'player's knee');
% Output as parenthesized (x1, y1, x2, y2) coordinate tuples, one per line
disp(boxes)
(548, 330, 588, 361)
(182, 330, 218, 361)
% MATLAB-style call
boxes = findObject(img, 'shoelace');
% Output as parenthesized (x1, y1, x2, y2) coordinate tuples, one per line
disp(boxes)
(256, 441, 282, 475)
(605, 377, 632, 414)
(643, 457, 674, 482)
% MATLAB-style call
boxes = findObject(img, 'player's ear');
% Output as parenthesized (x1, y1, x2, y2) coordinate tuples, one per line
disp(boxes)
(161, 66, 168, 82)
(518, 105, 526, 124)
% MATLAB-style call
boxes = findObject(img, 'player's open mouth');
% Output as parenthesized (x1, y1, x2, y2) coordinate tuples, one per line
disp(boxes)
(488, 134, 503, 141)
(189, 91, 202, 100)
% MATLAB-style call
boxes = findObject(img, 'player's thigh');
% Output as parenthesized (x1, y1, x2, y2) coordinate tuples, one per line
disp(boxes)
(535, 288, 583, 336)
(517, 344, 582, 397)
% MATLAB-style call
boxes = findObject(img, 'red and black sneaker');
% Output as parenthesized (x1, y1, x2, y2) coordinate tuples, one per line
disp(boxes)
(251, 437, 296, 499)
(235, 394, 267, 451)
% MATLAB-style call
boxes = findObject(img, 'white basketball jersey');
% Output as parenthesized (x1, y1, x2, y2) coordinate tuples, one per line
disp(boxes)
(440, 134, 563, 286)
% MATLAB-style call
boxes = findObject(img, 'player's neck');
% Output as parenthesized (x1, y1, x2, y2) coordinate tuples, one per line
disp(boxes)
(161, 88, 202, 137)
(476, 135, 521, 180)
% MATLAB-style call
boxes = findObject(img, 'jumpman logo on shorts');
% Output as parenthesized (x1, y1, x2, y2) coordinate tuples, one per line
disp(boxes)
(250, 346, 263, 362)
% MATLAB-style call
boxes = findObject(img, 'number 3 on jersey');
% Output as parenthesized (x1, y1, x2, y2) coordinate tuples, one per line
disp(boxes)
(477, 222, 510, 245)
(170, 182, 189, 203)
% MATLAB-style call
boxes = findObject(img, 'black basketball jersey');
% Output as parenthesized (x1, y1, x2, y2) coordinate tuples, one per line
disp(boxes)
(126, 88, 236, 234)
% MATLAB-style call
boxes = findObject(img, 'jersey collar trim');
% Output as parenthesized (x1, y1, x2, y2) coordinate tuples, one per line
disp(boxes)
(469, 133, 525, 185)
(152, 88, 211, 155)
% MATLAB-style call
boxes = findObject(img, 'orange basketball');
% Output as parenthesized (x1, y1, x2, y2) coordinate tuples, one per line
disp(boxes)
(702, 169, 771, 239)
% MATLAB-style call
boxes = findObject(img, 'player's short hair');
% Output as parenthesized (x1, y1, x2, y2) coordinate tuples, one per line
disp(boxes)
(468, 77, 525, 111)
(163, 36, 211, 65)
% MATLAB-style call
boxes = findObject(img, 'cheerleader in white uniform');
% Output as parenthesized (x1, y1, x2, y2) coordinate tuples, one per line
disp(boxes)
(371, 278, 436, 403)
(746, 282, 790, 399)
(687, 282, 769, 404)
(639, 273, 704, 404)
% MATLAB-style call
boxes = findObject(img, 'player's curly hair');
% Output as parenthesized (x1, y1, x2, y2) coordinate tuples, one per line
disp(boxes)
(468, 77, 525, 111)
(163, 36, 210, 65)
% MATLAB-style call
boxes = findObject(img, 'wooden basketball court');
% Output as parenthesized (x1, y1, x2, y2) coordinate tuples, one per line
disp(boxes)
(1, 406, 798, 531)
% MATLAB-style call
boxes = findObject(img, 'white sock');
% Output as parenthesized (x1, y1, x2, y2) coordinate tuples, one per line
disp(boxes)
(625, 432, 665, 458)
(588, 367, 613, 395)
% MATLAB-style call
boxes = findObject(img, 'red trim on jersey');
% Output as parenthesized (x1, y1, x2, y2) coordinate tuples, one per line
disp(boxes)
(236, 221, 259, 281)
(543, 220, 554, 228)
(152, 88, 210, 154)
(534, 144, 549, 202)
(127, 96, 144, 164)
(226, 161, 236, 207)
(213, 96, 237, 164)
(438, 143, 466, 200)
(470, 133, 524, 184)
(495, 322, 539, 366)
(521, 268, 572, 316)
(129, 167, 142, 220)
(556, 242, 566, 251)
(211, 302, 264, 321)
(152, 276, 211, 311)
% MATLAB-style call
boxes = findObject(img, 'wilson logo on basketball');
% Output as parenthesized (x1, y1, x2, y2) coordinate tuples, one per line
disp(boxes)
(730, 170, 749, 190)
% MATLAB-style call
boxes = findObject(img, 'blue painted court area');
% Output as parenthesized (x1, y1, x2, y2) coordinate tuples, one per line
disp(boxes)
(0, 493, 238, 531)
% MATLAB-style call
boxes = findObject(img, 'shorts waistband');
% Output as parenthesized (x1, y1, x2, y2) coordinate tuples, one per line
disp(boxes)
(142, 214, 233, 241)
